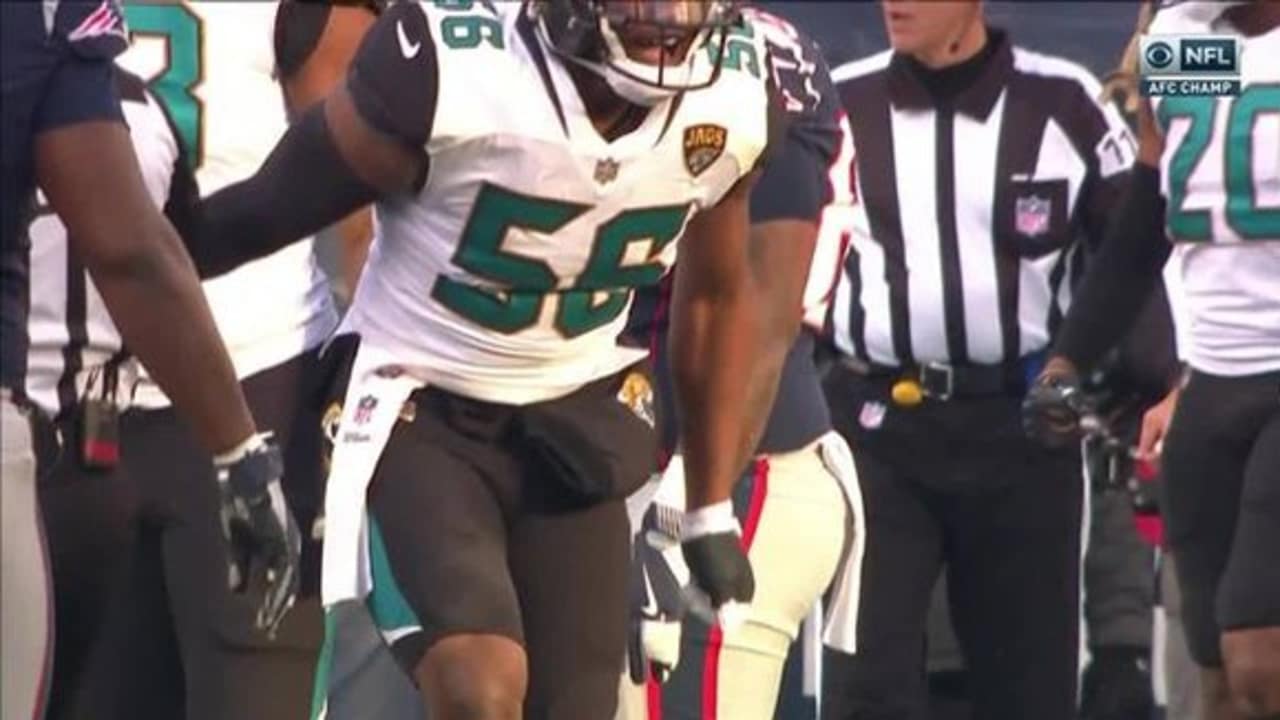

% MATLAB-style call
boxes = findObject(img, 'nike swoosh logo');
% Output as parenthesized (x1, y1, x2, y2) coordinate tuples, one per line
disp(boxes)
(640, 567, 660, 618)
(396, 19, 420, 59)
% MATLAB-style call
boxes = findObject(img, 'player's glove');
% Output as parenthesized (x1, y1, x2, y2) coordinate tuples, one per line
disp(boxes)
(214, 433, 301, 639)
(627, 503, 687, 684)
(1080, 646, 1155, 720)
(1022, 358, 1091, 449)
(681, 500, 754, 630)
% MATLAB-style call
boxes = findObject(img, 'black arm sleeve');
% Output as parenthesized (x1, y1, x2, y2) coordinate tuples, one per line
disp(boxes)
(192, 1, 439, 278)
(1053, 163, 1172, 372)
(192, 105, 379, 278)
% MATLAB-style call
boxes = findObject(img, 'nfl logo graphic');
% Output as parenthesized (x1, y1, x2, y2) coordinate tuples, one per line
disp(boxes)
(594, 158, 620, 185)
(683, 123, 728, 177)
(353, 395, 378, 425)
(859, 401, 887, 430)
(1015, 195, 1052, 237)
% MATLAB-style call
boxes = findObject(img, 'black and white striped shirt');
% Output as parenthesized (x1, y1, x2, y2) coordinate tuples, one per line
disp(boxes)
(822, 31, 1134, 368)
(23, 68, 195, 419)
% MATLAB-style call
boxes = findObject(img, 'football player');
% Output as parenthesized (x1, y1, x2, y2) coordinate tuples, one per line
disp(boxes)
(54, 2, 376, 717)
(1, 4, 296, 719)
(617, 7, 863, 719)
(1025, 1, 1280, 717)
(190, 1, 784, 716)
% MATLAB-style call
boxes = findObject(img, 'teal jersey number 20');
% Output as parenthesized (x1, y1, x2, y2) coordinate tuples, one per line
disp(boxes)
(1157, 84, 1280, 243)
(123, 3, 205, 169)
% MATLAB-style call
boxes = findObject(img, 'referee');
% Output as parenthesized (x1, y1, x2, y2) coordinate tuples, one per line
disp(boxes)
(816, 2, 1135, 718)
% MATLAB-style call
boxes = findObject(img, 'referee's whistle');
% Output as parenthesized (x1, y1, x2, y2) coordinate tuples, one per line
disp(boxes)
(891, 378, 924, 407)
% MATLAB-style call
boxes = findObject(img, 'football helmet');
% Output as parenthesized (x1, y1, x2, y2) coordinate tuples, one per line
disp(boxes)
(529, 0, 742, 106)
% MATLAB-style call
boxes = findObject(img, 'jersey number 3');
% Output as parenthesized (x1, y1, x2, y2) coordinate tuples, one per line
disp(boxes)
(122, 4, 204, 169)
(1159, 85, 1280, 242)
(432, 184, 691, 339)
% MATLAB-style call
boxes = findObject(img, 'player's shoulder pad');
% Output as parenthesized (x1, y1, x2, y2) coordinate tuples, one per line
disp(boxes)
(745, 6, 833, 116)
(56, 0, 129, 61)
(348, 0, 440, 149)
(745, 9, 841, 170)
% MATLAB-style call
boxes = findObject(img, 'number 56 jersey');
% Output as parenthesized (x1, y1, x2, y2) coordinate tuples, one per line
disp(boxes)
(342, 1, 774, 404)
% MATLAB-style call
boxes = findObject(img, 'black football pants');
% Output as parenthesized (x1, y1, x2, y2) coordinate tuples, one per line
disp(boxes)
(39, 348, 331, 720)
(820, 366, 1084, 720)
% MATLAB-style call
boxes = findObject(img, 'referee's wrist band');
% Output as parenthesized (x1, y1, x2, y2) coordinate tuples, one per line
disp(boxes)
(681, 500, 740, 541)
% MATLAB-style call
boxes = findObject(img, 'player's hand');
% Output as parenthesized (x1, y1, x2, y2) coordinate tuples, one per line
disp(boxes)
(1080, 646, 1155, 720)
(627, 504, 686, 684)
(1022, 356, 1089, 448)
(1137, 386, 1180, 459)
(214, 433, 301, 639)
(680, 500, 754, 631)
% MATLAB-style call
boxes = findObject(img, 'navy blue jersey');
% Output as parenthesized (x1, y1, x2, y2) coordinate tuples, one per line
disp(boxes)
(628, 7, 842, 456)
(2, 0, 128, 392)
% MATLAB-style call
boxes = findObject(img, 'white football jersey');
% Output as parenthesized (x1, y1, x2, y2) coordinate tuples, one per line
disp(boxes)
(24, 80, 176, 417)
(1149, 5, 1280, 375)
(119, 1, 337, 402)
(342, 2, 772, 403)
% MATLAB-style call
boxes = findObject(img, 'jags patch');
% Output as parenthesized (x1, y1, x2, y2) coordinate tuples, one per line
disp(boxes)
(320, 401, 343, 473)
(683, 123, 727, 177)
(617, 370, 656, 429)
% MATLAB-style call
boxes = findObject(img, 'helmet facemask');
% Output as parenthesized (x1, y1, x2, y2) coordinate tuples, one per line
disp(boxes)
(532, 1, 742, 106)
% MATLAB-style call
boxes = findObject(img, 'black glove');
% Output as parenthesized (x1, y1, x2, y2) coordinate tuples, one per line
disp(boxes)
(1023, 364, 1091, 449)
(1080, 646, 1154, 720)
(680, 501, 754, 629)
(214, 434, 301, 639)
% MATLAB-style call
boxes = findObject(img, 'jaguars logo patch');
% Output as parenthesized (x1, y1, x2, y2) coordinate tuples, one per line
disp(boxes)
(617, 371, 656, 429)
(320, 401, 343, 473)
(683, 123, 727, 177)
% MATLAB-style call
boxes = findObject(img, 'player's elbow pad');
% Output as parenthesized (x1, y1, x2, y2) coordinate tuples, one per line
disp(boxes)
(193, 104, 379, 279)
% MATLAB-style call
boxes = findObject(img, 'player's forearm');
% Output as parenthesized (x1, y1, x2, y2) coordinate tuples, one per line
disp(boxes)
(1053, 163, 1171, 373)
(195, 104, 379, 278)
(671, 285, 770, 509)
(83, 213, 255, 454)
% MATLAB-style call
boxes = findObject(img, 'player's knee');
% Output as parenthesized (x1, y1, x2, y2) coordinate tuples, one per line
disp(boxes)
(417, 634, 527, 720)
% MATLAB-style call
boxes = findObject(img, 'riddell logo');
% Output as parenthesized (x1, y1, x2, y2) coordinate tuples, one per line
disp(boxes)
(67, 0, 128, 43)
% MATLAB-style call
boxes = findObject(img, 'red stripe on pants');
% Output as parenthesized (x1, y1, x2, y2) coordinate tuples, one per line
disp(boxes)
(700, 457, 770, 719)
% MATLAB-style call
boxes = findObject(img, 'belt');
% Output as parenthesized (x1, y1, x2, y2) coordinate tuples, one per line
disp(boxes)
(841, 357, 1026, 403)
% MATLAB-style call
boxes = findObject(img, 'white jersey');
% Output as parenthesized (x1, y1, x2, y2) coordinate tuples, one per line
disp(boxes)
(119, 1, 337, 404)
(342, 2, 772, 403)
(1149, 5, 1280, 376)
(24, 76, 176, 417)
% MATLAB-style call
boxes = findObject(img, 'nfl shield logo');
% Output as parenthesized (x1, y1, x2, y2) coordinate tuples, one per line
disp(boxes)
(1015, 195, 1052, 237)
(594, 158, 620, 184)
(353, 395, 378, 425)
(859, 401, 887, 430)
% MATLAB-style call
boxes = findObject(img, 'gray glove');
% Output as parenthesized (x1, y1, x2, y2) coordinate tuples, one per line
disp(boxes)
(215, 433, 301, 639)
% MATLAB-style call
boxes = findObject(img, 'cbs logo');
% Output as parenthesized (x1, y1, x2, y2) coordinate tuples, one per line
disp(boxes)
(1144, 41, 1176, 70)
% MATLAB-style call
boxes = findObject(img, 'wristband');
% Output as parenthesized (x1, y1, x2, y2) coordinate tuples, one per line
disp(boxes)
(681, 500, 739, 541)
(213, 432, 267, 467)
